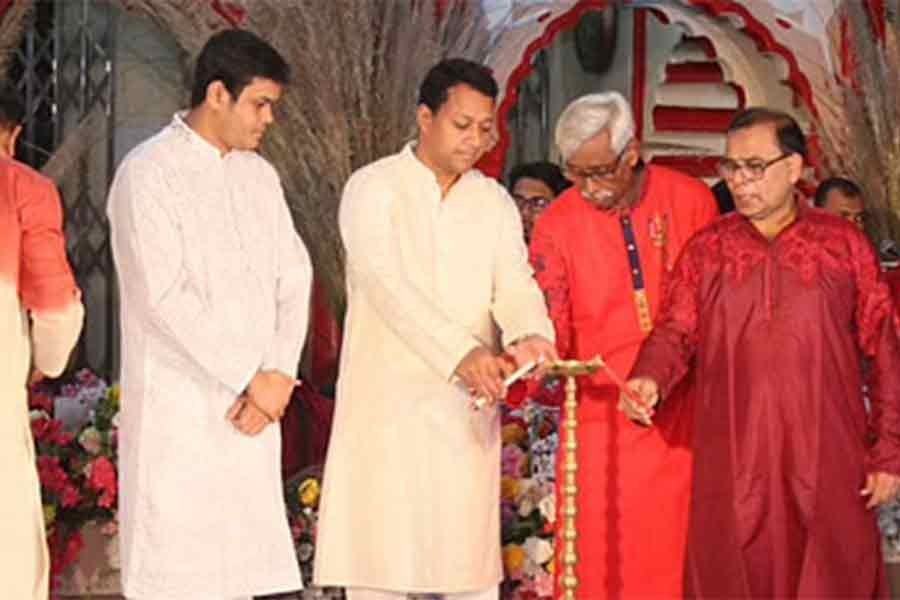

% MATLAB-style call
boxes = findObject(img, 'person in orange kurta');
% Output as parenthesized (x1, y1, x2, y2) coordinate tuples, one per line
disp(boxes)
(529, 92, 717, 598)
(0, 86, 83, 600)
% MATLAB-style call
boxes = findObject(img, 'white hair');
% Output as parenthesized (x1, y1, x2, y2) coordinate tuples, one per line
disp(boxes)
(554, 92, 636, 162)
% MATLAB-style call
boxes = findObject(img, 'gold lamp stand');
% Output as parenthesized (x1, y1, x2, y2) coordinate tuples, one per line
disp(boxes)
(545, 357, 604, 600)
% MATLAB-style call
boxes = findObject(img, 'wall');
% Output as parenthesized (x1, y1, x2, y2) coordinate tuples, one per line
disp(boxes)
(503, 5, 634, 172)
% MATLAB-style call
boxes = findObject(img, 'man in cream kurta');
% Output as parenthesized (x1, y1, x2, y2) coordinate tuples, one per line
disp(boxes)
(315, 59, 555, 599)
(108, 31, 310, 599)
(0, 86, 84, 600)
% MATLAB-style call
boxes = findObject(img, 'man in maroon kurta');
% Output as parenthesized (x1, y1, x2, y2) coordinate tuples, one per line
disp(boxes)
(530, 92, 717, 598)
(624, 108, 900, 598)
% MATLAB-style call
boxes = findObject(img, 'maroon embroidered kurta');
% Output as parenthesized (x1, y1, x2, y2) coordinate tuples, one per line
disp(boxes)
(530, 165, 717, 598)
(631, 206, 900, 598)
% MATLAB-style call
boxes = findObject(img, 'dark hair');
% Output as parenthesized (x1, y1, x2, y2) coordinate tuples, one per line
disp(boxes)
(418, 58, 498, 113)
(727, 107, 807, 159)
(190, 29, 289, 108)
(814, 177, 863, 207)
(0, 85, 25, 129)
(508, 161, 571, 196)
(711, 179, 735, 214)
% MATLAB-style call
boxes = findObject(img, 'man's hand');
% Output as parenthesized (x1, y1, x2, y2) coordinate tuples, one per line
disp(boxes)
(618, 376, 660, 426)
(506, 335, 559, 379)
(862, 472, 900, 509)
(226, 397, 271, 436)
(454, 346, 514, 402)
(246, 370, 295, 421)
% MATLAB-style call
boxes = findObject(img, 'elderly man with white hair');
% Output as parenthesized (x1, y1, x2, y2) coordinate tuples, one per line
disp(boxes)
(529, 91, 717, 598)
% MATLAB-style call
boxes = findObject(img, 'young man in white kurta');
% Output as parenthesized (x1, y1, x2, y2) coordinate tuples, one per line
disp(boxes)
(108, 31, 310, 600)
(315, 59, 556, 600)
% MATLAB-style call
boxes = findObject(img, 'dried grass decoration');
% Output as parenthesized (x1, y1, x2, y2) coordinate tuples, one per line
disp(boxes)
(817, 0, 900, 247)
(121, 0, 495, 319)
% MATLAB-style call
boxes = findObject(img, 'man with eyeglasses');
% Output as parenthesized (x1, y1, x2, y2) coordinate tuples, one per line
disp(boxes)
(623, 108, 900, 598)
(507, 161, 570, 242)
(528, 91, 717, 598)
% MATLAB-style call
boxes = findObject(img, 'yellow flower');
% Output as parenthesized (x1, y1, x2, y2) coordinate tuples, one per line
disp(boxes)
(547, 557, 555, 574)
(298, 478, 320, 507)
(501, 476, 521, 502)
(107, 384, 121, 409)
(43, 504, 56, 528)
(502, 544, 526, 573)
(502, 423, 527, 446)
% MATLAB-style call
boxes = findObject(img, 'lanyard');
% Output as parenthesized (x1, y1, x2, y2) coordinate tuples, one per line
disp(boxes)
(619, 213, 654, 332)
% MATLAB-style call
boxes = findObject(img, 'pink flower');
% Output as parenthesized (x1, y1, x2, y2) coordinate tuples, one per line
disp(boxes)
(512, 588, 539, 600)
(37, 456, 69, 494)
(76, 368, 98, 385)
(533, 571, 554, 597)
(88, 456, 117, 509)
(60, 483, 82, 508)
(31, 417, 65, 445)
(31, 417, 72, 446)
(31, 417, 54, 442)
(502, 444, 528, 478)
(28, 391, 54, 413)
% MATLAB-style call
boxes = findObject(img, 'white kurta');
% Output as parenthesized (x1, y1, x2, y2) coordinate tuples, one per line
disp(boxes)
(314, 144, 554, 593)
(108, 114, 310, 599)
(1, 160, 84, 600)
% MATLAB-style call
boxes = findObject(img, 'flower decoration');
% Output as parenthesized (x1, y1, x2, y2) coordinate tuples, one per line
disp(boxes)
(28, 369, 119, 590)
(282, 465, 341, 599)
(500, 388, 560, 600)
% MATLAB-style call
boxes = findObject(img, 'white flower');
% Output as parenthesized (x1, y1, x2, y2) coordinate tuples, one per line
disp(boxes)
(29, 409, 50, 422)
(297, 542, 314, 562)
(538, 493, 556, 524)
(518, 496, 536, 517)
(78, 426, 103, 455)
(112, 412, 121, 429)
(523, 536, 554, 565)
(522, 553, 546, 578)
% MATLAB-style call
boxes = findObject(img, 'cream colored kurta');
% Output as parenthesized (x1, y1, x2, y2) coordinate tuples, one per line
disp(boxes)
(314, 144, 554, 593)
(1, 159, 83, 600)
(108, 115, 310, 599)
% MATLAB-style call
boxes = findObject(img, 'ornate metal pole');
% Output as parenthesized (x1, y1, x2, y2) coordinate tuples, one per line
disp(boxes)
(545, 357, 603, 600)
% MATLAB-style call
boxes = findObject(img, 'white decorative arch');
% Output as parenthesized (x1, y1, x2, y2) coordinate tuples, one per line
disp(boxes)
(479, 0, 843, 176)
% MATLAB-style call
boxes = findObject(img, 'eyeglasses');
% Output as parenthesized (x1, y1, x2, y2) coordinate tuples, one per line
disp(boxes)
(564, 147, 628, 183)
(513, 194, 553, 210)
(717, 153, 793, 181)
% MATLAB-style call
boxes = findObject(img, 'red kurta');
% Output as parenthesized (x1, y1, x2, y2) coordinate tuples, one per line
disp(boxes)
(530, 165, 717, 598)
(631, 206, 900, 598)
(886, 268, 900, 312)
